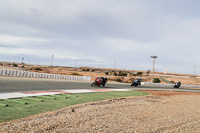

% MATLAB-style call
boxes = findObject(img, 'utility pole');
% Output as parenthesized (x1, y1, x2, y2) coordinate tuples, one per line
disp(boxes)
(51, 55, 54, 69)
(114, 60, 116, 69)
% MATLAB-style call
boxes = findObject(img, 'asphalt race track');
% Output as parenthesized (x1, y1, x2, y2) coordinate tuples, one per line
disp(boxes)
(0, 76, 200, 93)
(0, 76, 131, 93)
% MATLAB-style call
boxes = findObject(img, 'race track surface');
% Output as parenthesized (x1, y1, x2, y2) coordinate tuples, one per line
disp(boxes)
(0, 76, 200, 93)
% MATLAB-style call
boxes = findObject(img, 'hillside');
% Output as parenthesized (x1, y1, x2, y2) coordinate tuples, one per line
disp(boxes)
(0, 61, 199, 85)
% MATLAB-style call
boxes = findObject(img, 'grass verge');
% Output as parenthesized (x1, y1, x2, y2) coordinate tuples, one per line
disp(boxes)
(0, 90, 149, 123)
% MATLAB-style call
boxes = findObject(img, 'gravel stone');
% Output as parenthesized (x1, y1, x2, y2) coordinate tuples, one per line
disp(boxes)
(1, 93, 200, 132)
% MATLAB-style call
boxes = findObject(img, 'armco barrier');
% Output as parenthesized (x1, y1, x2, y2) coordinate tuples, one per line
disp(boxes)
(0, 68, 91, 81)
(141, 82, 174, 88)
(142, 82, 200, 88)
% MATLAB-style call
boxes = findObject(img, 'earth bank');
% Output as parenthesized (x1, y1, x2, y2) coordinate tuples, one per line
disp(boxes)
(1, 91, 200, 132)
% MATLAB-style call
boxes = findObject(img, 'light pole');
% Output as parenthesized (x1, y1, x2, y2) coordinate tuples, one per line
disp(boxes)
(22, 57, 24, 64)
(114, 60, 116, 69)
(151, 56, 157, 79)
(194, 66, 197, 77)
(51, 55, 54, 69)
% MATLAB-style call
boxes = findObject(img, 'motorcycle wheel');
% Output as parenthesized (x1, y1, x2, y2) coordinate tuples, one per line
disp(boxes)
(91, 82, 95, 87)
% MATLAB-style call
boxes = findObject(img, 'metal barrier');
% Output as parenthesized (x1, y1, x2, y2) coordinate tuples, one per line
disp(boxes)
(141, 82, 200, 88)
(0, 68, 91, 81)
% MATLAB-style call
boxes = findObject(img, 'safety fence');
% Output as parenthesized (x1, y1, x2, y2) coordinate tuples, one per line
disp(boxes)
(0, 68, 91, 81)
(141, 82, 174, 87)
(141, 82, 200, 88)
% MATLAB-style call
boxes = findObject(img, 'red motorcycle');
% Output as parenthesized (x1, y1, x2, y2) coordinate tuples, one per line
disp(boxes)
(91, 77, 107, 87)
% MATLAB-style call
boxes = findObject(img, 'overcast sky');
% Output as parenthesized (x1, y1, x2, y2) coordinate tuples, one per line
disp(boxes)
(0, 0, 200, 74)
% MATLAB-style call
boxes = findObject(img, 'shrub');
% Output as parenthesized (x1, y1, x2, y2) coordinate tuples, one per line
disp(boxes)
(105, 72, 109, 75)
(136, 72, 143, 76)
(153, 78, 161, 83)
(70, 72, 80, 75)
(118, 71, 127, 76)
(170, 81, 175, 83)
(121, 73, 127, 76)
(13, 63, 18, 67)
(115, 78, 122, 82)
(35, 68, 42, 71)
(114, 72, 118, 76)
(119, 71, 122, 76)
(146, 70, 150, 76)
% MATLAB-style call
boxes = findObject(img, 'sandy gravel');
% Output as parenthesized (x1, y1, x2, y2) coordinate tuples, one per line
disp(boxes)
(1, 91, 200, 133)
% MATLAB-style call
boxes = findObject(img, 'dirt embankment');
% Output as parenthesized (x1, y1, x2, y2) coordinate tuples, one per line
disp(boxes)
(1, 64, 200, 85)
(1, 91, 200, 132)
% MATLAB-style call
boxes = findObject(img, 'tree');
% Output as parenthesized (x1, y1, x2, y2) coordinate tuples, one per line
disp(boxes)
(114, 72, 118, 76)
(13, 63, 18, 67)
(136, 72, 143, 76)
(153, 78, 161, 83)
(121, 73, 127, 76)
(119, 71, 122, 76)
(146, 70, 150, 76)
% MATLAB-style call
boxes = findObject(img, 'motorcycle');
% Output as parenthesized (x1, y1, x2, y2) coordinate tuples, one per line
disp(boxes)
(131, 78, 142, 87)
(174, 81, 181, 88)
(91, 77, 107, 87)
(131, 79, 139, 87)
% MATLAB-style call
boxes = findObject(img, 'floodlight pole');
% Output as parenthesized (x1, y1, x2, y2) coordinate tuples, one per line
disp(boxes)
(151, 56, 157, 79)
(22, 57, 24, 64)
(51, 55, 54, 69)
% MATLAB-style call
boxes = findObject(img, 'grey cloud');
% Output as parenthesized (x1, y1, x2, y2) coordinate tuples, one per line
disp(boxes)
(0, 0, 200, 74)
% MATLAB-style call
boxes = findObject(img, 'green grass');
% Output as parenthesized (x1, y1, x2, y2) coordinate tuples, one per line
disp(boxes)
(0, 90, 149, 123)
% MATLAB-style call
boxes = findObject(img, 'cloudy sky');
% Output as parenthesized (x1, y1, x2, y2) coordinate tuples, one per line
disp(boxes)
(0, 0, 200, 74)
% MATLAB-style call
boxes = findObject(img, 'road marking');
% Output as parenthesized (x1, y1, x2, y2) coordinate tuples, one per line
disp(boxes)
(91, 89, 114, 92)
(0, 89, 132, 99)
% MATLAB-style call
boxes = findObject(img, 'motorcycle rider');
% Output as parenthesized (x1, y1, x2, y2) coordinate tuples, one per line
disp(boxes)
(92, 77, 107, 87)
(131, 78, 142, 87)
(131, 79, 139, 87)
(101, 76, 107, 86)
(138, 78, 142, 85)
(174, 81, 181, 88)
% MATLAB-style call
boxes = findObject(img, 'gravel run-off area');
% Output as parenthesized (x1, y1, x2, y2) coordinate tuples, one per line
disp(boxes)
(1, 91, 200, 133)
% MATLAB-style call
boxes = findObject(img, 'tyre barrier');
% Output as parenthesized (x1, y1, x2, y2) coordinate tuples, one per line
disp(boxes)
(0, 68, 91, 81)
